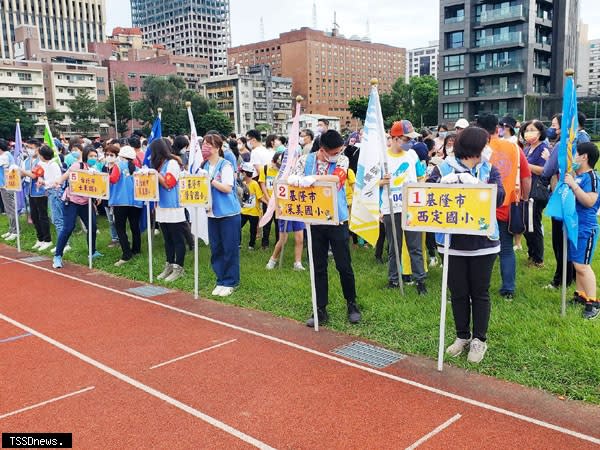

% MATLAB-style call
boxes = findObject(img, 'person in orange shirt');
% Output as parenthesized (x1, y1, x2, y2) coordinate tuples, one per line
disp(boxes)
(476, 115, 531, 300)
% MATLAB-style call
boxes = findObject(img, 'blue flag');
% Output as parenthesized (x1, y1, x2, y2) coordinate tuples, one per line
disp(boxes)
(142, 114, 162, 168)
(545, 75, 579, 247)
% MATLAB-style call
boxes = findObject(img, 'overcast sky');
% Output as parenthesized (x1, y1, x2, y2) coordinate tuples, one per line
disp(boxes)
(107, 0, 600, 49)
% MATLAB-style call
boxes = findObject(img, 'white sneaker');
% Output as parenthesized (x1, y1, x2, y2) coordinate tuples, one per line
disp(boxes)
(114, 259, 128, 267)
(265, 258, 277, 270)
(156, 262, 173, 280)
(446, 337, 471, 357)
(164, 264, 184, 282)
(218, 286, 235, 297)
(37, 241, 53, 252)
(293, 261, 305, 271)
(32, 240, 42, 250)
(467, 338, 488, 363)
(429, 256, 438, 268)
(4, 233, 17, 241)
(1, 231, 10, 238)
(154, 229, 160, 236)
(63, 244, 71, 253)
(211, 285, 224, 296)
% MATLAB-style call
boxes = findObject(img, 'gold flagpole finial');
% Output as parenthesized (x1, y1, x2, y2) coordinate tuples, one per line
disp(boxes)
(157, 108, 163, 114)
(296, 95, 303, 102)
(565, 69, 575, 77)
(15, 119, 20, 123)
(370, 78, 379, 86)
(185, 101, 191, 108)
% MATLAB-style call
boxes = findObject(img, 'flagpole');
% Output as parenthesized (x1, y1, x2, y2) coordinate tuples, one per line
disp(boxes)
(14, 119, 21, 253)
(147, 200, 153, 283)
(372, 79, 404, 296)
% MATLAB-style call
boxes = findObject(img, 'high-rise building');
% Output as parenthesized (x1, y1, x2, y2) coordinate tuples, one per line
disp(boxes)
(0, 0, 105, 59)
(130, 0, 230, 76)
(576, 22, 590, 96)
(228, 28, 405, 128)
(407, 42, 439, 79)
(586, 38, 600, 96)
(438, 0, 580, 123)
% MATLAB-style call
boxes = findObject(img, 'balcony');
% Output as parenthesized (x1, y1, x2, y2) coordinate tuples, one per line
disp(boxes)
(476, 5, 526, 24)
(472, 84, 524, 98)
(472, 59, 524, 74)
(444, 15, 464, 24)
(534, 60, 551, 76)
(474, 32, 523, 49)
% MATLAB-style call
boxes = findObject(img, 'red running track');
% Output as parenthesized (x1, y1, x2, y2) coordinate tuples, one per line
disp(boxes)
(0, 249, 599, 449)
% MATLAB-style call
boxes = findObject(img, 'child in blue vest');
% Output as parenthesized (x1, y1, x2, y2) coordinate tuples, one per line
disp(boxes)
(0, 138, 18, 240)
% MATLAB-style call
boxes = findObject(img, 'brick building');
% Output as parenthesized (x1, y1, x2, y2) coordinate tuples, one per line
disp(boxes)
(228, 27, 406, 128)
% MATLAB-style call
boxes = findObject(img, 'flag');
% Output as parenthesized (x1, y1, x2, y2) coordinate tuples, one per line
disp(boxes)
(14, 121, 26, 213)
(43, 123, 60, 164)
(545, 73, 579, 247)
(142, 113, 162, 168)
(349, 85, 384, 246)
(259, 100, 302, 227)
(186, 106, 209, 244)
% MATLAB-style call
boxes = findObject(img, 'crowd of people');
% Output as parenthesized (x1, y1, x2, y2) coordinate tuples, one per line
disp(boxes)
(0, 112, 598, 364)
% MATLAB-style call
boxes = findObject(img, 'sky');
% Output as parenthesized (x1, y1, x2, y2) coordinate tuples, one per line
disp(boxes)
(106, 0, 600, 50)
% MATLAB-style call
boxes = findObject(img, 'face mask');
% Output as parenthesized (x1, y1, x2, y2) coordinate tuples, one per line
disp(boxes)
(201, 144, 212, 160)
(572, 162, 581, 171)
(105, 155, 116, 164)
(316, 126, 325, 134)
(514, 128, 520, 136)
(27, 148, 35, 157)
(246, 141, 254, 150)
(71, 151, 81, 158)
(546, 127, 557, 140)
(524, 131, 539, 144)
(446, 146, 454, 156)
(87, 158, 97, 166)
(438, 132, 447, 139)
(498, 128, 505, 138)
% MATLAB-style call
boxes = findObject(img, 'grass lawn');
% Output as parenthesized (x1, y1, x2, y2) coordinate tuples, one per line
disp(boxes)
(1, 210, 599, 404)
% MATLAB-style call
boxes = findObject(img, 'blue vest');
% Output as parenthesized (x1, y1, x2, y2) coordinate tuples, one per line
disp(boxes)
(304, 152, 349, 222)
(109, 161, 142, 208)
(29, 158, 47, 197)
(205, 158, 240, 217)
(158, 160, 180, 208)
(0, 152, 15, 188)
(436, 157, 499, 243)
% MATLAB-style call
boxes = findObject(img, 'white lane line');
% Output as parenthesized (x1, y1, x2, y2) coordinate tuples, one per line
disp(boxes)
(405, 413, 462, 450)
(0, 313, 274, 450)
(0, 386, 95, 420)
(150, 339, 237, 370)
(2, 255, 599, 446)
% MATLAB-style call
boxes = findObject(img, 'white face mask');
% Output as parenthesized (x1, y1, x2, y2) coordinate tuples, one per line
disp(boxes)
(105, 155, 117, 164)
(316, 126, 325, 134)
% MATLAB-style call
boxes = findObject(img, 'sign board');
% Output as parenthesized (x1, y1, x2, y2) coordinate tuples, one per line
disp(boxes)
(179, 174, 211, 207)
(133, 170, 159, 202)
(274, 181, 339, 225)
(4, 167, 22, 192)
(69, 169, 109, 199)
(401, 183, 497, 236)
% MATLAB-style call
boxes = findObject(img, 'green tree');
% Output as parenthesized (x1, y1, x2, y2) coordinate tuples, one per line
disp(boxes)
(198, 110, 233, 136)
(348, 96, 369, 120)
(46, 108, 66, 135)
(102, 82, 131, 135)
(0, 99, 35, 139)
(68, 90, 99, 135)
(410, 76, 438, 128)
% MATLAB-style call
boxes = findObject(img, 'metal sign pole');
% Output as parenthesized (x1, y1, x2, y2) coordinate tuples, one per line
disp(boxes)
(147, 201, 153, 283)
(437, 234, 451, 372)
(88, 198, 93, 269)
(194, 207, 199, 300)
(14, 192, 20, 253)
(561, 228, 568, 317)
(306, 224, 319, 331)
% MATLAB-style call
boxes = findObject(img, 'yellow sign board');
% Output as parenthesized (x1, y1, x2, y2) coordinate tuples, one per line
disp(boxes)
(402, 183, 497, 236)
(179, 174, 211, 207)
(133, 170, 159, 202)
(4, 167, 22, 192)
(274, 181, 339, 225)
(69, 169, 109, 199)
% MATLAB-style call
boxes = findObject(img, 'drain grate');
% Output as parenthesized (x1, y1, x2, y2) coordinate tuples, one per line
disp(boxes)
(331, 341, 405, 368)
(126, 285, 172, 297)
(20, 256, 50, 263)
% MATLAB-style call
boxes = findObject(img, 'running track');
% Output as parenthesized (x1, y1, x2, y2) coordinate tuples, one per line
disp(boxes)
(0, 245, 599, 449)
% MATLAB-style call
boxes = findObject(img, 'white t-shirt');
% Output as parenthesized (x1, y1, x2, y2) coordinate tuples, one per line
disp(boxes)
(206, 159, 235, 218)
(40, 160, 63, 187)
(0, 152, 10, 168)
(380, 149, 424, 215)
(156, 160, 186, 223)
(249, 145, 274, 169)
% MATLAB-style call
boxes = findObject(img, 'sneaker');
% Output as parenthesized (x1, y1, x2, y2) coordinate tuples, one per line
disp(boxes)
(107, 240, 119, 248)
(91, 251, 103, 259)
(218, 286, 235, 297)
(114, 259, 129, 267)
(164, 264, 184, 282)
(265, 258, 277, 270)
(52, 255, 63, 269)
(1, 231, 10, 238)
(583, 302, 600, 320)
(570, 291, 587, 306)
(446, 337, 471, 357)
(32, 240, 42, 250)
(4, 233, 17, 241)
(467, 338, 488, 363)
(428, 256, 438, 268)
(543, 283, 558, 290)
(347, 302, 362, 324)
(402, 275, 415, 286)
(156, 263, 173, 280)
(154, 229, 160, 236)
(63, 244, 71, 253)
(37, 241, 53, 252)
(293, 261, 305, 271)
(211, 285, 224, 296)
(416, 281, 428, 296)
(501, 291, 514, 302)
(386, 281, 400, 289)
(248, 246, 255, 251)
(306, 308, 329, 327)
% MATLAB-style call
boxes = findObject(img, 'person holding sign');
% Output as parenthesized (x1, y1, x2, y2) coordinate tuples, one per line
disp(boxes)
(202, 133, 241, 297)
(427, 127, 505, 363)
(109, 146, 143, 267)
(0, 139, 18, 241)
(380, 120, 427, 294)
(289, 130, 361, 326)
(151, 138, 187, 282)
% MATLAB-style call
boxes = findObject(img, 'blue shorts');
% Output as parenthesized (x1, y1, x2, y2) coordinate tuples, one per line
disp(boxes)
(568, 228, 598, 265)
(278, 220, 305, 233)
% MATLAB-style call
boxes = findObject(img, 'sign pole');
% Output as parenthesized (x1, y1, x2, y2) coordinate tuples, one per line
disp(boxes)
(561, 228, 568, 317)
(306, 224, 319, 331)
(14, 192, 20, 253)
(194, 207, 199, 300)
(278, 219, 287, 269)
(437, 233, 451, 372)
(88, 198, 93, 269)
(383, 163, 404, 296)
(147, 201, 153, 283)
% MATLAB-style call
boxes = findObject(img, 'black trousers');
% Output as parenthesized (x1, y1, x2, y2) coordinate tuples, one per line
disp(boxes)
(30, 195, 51, 242)
(160, 221, 187, 266)
(113, 206, 142, 260)
(551, 218, 575, 286)
(241, 214, 259, 247)
(309, 223, 356, 309)
(448, 253, 497, 342)
(524, 199, 546, 264)
(374, 221, 386, 259)
(261, 202, 279, 247)
(426, 233, 437, 258)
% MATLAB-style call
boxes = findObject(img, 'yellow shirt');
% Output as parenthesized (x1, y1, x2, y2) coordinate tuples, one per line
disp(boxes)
(345, 168, 356, 206)
(258, 164, 279, 197)
(241, 179, 263, 216)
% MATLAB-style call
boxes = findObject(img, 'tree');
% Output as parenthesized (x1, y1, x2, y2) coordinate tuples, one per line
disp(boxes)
(0, 99, 35, 139)
(409, 76, 438, 128)
(348, 96, 369, 120)
(69, 90, 99, 135)
(46, 108, 66, 135)
(102, 82, 131, 135)
(198, 110, 233, 136)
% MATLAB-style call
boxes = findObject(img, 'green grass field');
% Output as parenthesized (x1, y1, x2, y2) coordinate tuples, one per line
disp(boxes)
(1, 211, 599, 404)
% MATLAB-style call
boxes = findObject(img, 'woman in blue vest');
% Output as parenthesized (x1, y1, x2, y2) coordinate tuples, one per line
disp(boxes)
(0, 138, 18, 240)
(427, 126, 505, 364)
(151, 138, 187, 282)
(109, 145, 143, 267)
(202, 133, 241, 297)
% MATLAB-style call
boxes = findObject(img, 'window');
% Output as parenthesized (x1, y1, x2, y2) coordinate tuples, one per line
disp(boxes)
(97, 89, 105, 96)
(443, 103, 464, 119)
(18, 72, 32, 81)
(20, 87, 33, 95)
(446, 31, 464, 49)
(129, 86, 137, 92)
(444, 54, 464, 71)
(97, 76, 104, 82)
(128, 73, 136, 79)
(443, 79, 464, 96)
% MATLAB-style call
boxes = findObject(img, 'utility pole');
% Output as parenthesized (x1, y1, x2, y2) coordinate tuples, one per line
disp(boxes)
(130, 102, 134, 135)
(111, 79, 118, 139)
